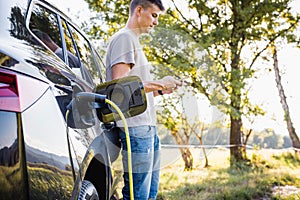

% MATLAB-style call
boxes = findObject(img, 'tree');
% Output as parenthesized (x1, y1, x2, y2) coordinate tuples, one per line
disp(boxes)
(249, 128, 288, 149)
(83, 0, 130, 40)
(193, 121, 210, 168)
(272, 45, 300, 153)
(156, 93, 195, 170)
(163, 0, 300, 164)
(84, 0, 300, 165)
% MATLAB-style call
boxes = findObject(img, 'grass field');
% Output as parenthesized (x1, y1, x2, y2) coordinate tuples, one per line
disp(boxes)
(112, 148, 300, 199)
(157, 148, 300, 200)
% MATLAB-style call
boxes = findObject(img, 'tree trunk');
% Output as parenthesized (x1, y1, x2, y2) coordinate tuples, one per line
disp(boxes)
(242, 129, 252, 159)
(181, 148, 193, 171)
(229, 46, 245, 165)
(170, 130, 194, 170)
(194, 124, 209, 168)
(273, 46, 300, 153)
(230, 117, 243, 164)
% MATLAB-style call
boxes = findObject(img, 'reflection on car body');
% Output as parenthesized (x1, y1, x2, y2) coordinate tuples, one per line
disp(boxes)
(0, 0, 117, 199)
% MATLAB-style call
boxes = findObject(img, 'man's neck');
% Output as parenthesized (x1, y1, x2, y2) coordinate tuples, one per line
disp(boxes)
(126, 18, 141, 36)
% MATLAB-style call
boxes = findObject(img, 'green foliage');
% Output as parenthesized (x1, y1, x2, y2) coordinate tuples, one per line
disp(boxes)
(84, 0, 130, 40)
(272, 152, 300, 168)
(249, 128, 292, 149)
(84, 0, 300, 161)
(84, 0, 299, 118)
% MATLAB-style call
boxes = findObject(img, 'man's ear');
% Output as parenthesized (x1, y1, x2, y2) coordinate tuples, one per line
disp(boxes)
(135, 5, 143, 16)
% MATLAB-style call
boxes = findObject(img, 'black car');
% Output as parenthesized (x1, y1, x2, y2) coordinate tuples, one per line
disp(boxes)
(0, 0, 146, 199)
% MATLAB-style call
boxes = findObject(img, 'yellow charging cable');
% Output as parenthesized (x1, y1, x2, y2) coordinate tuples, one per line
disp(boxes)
(66, 99, 134, 200)
(105, 99, 134, 200)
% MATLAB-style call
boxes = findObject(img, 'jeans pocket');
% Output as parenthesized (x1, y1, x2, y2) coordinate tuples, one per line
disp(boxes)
(130, 126, 153, 139)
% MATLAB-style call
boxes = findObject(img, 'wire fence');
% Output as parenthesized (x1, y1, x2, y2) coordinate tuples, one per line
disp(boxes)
(161, 144, 299, 151)
(161, 144, 253, 149)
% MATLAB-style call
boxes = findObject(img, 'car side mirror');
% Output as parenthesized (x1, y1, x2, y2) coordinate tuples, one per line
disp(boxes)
(95, 76, 147, 123)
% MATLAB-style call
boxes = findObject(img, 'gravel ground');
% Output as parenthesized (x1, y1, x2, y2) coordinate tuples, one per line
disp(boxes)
(272, 185, 300, 198)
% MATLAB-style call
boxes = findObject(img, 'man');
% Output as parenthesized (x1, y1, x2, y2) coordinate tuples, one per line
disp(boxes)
(105, 0, 182, 199)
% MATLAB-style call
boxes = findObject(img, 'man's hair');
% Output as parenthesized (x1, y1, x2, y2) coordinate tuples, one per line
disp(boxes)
(130, 0, 165, 15)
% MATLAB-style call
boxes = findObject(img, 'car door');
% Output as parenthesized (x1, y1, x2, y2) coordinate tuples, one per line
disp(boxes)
(26, 0, 107, 197)
(27, 2, 114, 199)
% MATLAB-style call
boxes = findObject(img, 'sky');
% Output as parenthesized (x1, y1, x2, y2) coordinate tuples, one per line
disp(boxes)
(49, 0, 300, 136)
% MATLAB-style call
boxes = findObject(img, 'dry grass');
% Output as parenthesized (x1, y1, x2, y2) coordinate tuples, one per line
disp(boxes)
(112, 148, 300, 200)
(157, 148, 300, 200)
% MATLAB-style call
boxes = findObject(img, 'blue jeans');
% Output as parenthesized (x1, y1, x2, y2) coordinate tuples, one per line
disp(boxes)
(119, 126, 160, 200)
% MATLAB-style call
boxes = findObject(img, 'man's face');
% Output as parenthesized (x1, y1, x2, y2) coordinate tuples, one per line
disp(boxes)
(137, 4, 161, 34)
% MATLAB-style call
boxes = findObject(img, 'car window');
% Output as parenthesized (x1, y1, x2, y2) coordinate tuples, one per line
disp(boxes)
(28, 3, 104, 87)
(60, 19, 93, 83)
(92, 47, 106, 83)
(29, 5, 62, 56)
(66, 24, 102, 86)
(29, 4, 88, 81)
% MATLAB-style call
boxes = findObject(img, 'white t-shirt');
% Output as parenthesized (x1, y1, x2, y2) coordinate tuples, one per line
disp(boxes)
(105, 28, 156, 127)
